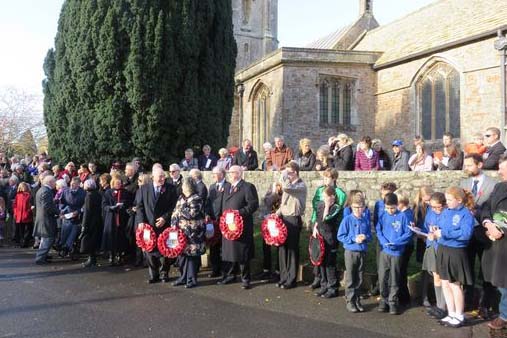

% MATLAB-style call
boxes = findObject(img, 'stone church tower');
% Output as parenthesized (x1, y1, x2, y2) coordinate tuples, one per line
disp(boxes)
(231, 0, 279, 70)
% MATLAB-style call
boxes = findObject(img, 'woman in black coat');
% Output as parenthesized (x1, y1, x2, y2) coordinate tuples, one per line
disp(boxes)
(296, 138, 316, 171)
(79, 179, 103, 267)
(333, 134, 354, 170)
(101, 176, 133, 266)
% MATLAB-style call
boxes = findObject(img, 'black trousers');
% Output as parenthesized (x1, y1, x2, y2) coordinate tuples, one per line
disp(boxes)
(399, 244, 414, 304)
(223, 261, 251, 283)
(177, 255, 200, 284)
(278, 215, 301, 286)
(345, 250, 365, 302)
(319, 241, 338, 293)
(145, 250, 174, 280)
(209, 242, 222, 275)
(15, 222, 33, 246)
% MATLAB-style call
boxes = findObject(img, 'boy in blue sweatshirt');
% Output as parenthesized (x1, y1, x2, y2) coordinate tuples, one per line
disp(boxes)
(397, 191, 415, 306)
(376, 192, 412, 315)
(338, 193, 372, 313)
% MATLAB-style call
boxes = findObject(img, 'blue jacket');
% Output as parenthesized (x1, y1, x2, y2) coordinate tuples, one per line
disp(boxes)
(373, 200, 384, 228)
(400, 208, 415, 247)
(422, 208, 444, 249)
(337, 213, 372, 252)
(342, 206, 371, 225)
(376, 210, 412, 256)
(438, 205, 474, 248)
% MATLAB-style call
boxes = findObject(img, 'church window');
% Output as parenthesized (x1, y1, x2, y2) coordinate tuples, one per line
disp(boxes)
(417, 63, 460, 140)
(319, 77, 355, 128)
(252, 84, 271, 151)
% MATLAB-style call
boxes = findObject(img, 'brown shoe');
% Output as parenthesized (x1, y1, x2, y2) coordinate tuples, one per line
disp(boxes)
(488, 317, 507, 330)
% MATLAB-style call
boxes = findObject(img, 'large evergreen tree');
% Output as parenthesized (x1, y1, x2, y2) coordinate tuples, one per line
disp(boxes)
(43, 0, 237, 167)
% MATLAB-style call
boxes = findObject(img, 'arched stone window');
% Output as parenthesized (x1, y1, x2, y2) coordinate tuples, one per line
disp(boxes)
(252, 84, 271, 151)
(417, 63, 460, 140)
(319, 77, 354, 128)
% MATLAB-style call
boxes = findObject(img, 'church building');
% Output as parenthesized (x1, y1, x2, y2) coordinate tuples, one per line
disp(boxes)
(228, 0, 507, 154)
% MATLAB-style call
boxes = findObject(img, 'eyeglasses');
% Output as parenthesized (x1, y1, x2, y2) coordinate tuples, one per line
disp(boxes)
(484, 134, 492, 138)
(169, 171, 178, 173)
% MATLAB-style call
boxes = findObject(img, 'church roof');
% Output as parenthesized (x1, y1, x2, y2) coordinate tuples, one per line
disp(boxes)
(305, 25, 352, 49)
(353, 0, 507, 67)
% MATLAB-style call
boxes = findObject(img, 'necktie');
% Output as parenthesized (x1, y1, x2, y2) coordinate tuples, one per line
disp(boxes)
(229, 184, 235, 194)
(472, 180, 479, 197)
(155, 186, 160, 199)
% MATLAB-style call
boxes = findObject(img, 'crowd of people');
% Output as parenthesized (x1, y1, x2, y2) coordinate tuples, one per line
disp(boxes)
(1, 125, 507, 331)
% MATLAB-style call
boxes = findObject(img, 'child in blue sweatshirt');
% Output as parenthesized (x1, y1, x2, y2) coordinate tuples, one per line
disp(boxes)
(397, 191, 415, 306)
(342, 190, 371, 225)
(338, 192, 372, 313)
(433, 187, 474, 328)
(376, 192, 412, 315)
(371, 182, 397, 296)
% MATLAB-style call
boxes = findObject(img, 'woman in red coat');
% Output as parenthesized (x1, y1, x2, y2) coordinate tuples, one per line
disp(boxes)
(13, 182, 34, 247)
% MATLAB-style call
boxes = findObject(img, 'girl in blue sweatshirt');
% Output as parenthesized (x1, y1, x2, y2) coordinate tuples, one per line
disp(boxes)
(376, 193, 412, 315)
(434, 187, 474, 328)
(421, 192, 447, 319)
(338, 192, 372, 313)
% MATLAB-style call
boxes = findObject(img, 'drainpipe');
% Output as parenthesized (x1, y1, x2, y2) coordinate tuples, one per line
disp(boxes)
(494, 29, 507, 140)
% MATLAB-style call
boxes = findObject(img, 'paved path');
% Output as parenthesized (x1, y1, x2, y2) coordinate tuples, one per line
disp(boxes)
(0, 247, 498, 338)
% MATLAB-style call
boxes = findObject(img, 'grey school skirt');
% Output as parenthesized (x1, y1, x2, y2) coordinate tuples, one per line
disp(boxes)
(422, 245, 437, 273)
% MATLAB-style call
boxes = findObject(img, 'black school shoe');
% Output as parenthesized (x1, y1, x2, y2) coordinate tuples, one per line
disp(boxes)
(378, 300, 389, 313)
(427, 307, 447, 319)
(309, 279, 320, 290)
(389, 304, 400, 315)
(355, 299, 365, 312)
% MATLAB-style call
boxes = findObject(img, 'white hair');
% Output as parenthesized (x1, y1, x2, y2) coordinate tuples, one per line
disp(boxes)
(169, 163, 181, 171)
(42, 175, 56, 186)
(83, 179, 97, 190)
(56, 179, 67, 189)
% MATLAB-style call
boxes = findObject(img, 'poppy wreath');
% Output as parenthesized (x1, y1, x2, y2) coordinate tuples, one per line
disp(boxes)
(157, 227, 187, 258)
(135, 223, 157, 252)
(308, 233, 325, 266)
(205, 220, 221, 246)
(261, 214, 288, 246)
(219, 209, 244, 241)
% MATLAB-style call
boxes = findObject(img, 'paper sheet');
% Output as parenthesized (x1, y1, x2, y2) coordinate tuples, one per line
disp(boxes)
(408, 225, 428, 238)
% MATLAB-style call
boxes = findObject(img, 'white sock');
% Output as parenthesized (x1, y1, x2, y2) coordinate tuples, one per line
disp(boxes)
(454, 314, 464, 321)
(440, 316, 452, 322)
(447, 317, 461, 325)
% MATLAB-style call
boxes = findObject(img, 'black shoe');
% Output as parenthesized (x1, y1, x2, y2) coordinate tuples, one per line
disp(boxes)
(217, 276, 236, 285)
(389, 304, 400, 315)
(378, 300, 389, 313)
(208, 272, 221, 278)
(147, 278, 161, 284)
(35, 259, 49, 265)
(276, 281, 286, 288)
(427, 307, 447, 319)
(347, 302, 358, 313)
(309, 279, 320, 290)
(46, 255, 53, 260)
(185, 282, 197, 289)
(255, 271, 272, 281)
(82, 257, 96, 268)
(315, 288, 328, 297)
(172, 279, 185, 286)
(281, 282, 296, 290)
(161, 276, 170, 283)
(321, 290, 337, 299)
(355, 300, 365, 312)
(241, 282, 251, 290)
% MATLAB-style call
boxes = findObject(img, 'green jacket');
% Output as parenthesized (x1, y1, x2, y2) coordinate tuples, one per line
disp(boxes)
(311, 185, 347, 224)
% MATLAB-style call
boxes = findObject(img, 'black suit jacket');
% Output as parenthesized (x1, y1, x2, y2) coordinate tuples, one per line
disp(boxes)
(232, 150, 259, 171)
(33, 185, 59, 238)
(483, 142, 507, 170)
(206, 181, 231, 220)
(135, 182, 178, 234)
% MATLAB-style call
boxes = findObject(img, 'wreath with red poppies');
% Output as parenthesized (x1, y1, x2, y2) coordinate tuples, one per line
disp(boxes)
(205, 220, 221, 246)
(219, 209, 244, 241)
(157, 227, 187, 258)
(309, 233, 325, 266)
(261, 214, 288, 246)
(136, 223, 157, 252)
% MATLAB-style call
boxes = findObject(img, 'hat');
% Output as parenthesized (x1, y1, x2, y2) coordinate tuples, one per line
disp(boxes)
(392, 140, 403, 147)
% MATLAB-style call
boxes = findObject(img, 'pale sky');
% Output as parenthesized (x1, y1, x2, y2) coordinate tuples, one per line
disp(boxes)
(0, 0, 435, 97)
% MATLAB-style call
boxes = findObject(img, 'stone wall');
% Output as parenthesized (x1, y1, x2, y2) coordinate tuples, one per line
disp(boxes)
(198, 170, 499, 226)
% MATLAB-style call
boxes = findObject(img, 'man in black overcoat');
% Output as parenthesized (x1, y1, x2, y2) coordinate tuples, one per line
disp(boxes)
(33, 175, 59, 264)
(136, 167, 178, 283)
(206, 166, 230, 277)
(217, 165, 259, 289)
(483, 127, 506, 170)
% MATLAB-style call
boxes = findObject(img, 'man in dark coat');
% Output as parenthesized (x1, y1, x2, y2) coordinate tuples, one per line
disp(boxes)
(232, 139, 259, 171)
(481, 156, 507, 330)
(79, 179, 103, 267)
(168, 163, 183, 196)
(198, 144, 218, 171)
(33, 175, 59, 264)
(136, 167, 178, 283)
(483, 127, 506, 170)
(217, 165, 259, 289)
(206, 166, 231, 277)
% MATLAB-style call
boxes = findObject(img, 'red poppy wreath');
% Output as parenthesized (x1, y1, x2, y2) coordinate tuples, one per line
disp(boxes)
(157, 227, 187, 258)
(309, 233, 325, 266)
(219, 209, 244, 241)
(261, 214, 287, 246)
(135, 223, 157, 252)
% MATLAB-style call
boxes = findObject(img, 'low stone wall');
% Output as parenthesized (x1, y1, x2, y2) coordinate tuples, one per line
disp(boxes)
(199, 170, 499, 226)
